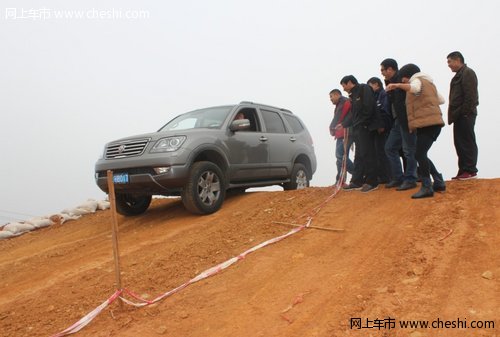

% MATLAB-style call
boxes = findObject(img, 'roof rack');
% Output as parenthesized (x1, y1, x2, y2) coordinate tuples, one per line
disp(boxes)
(239, 101, 292, 114)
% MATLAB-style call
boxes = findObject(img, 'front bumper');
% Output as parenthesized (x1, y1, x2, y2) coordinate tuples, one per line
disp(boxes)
(95, 164, 190, 195)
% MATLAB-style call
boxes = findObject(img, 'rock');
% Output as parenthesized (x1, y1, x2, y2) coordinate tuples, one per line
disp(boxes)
(375, 286, 388, 293)
(402, 276, 420, 285)
(155, 325, 168, 334)
(477, 231, 488, 238)
(413, 266, 424, 276)
(179, 311, 189, 319)
(481, 271, 494, 280)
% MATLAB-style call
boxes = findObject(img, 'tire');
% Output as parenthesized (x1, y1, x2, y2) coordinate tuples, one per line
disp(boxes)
(182, 161, 226, 214)
(115, 193, 152, 216)
(283, 163, 310, 190)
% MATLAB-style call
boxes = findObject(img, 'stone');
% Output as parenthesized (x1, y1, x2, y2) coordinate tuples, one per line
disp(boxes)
(481, 271, 494, 280)
(155, 325, 168, 334)
(413, 266, 424, 276)
(402, 276, 420, 285)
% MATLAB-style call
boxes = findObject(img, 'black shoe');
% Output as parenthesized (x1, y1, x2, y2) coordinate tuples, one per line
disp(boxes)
(343, 182, 362, 191)
(385, 180, 402, 188)
(411, 186, 434, 199)
(396, 181, 417, 191)
(432, 173, 446, 192)
(433, 182, 446, 192)
(361, 184, 379, 193)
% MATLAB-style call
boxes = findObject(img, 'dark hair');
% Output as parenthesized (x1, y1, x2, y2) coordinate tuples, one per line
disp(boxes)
(381, 58, 398, 71)
(367, 77, 384, 88)
(340, 75, 358, 85)
(447, 51, 464, 63)
(330, 89, 342, 95)
(399, 63, 421, 79)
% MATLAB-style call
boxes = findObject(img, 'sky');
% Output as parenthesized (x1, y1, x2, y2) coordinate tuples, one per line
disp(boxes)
(1, 0, 499, 223)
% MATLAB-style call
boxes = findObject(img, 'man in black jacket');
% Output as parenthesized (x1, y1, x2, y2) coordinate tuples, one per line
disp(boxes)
(380, 58, 418, 191)
(447, 51, 479, 180)
(339, 75, 380, 192)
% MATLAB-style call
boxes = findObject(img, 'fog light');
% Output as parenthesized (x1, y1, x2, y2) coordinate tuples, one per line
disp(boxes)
(154, 167, 171, 174)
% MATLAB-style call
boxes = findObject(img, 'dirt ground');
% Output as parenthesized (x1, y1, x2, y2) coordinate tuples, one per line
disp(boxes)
(0, 179, 498, 337)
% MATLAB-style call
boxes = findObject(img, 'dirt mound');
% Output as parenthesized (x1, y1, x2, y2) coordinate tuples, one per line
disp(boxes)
(0, 179, 498, 337)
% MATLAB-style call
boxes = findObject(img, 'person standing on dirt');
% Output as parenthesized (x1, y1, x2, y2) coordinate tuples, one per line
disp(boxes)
(329, 89, 354, 185)
(380, 58, 418, 191)
(339, 75, 379, 193)
(367, 77, 392, 184)
(386, 64, 445, 199)
(447, 51, 479, 180)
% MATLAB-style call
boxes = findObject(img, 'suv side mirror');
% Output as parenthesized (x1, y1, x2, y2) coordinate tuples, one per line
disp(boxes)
(230, 119, 251, 132)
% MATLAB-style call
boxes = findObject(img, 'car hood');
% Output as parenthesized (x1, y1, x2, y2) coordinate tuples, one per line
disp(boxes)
(106, 128, 222, 144)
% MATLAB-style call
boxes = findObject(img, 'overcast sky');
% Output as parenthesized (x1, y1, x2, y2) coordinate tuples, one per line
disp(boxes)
(1, 0, 499, 223)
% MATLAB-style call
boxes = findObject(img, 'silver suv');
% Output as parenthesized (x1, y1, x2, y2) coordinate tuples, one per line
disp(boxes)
(95, 101, 316, 215)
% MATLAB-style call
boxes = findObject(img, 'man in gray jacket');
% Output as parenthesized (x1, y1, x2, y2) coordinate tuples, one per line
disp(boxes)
(447, 51, 479, 180)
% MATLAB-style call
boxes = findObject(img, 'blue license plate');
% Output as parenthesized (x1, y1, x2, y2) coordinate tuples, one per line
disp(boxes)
(113, 173, 129, 184)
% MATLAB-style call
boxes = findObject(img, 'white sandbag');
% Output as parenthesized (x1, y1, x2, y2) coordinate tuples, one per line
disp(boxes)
(97, 200, 110, 210)
(26, 217, 53, 229)
(0, 230, 16, 240)
(50, 213, 81, 225)
(77, 199, 99, 212)
(3, 222, 35, 235)
(61, 207, 92, 216)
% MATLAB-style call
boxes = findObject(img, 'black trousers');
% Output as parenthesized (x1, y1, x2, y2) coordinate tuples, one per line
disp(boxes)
(352, 126, 378, 186)
(374, 130, 391, 183)
(453, 114, 478, 174)
(415, 125, 442, 180)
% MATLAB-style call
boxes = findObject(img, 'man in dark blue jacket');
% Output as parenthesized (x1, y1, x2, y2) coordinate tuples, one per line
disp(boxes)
(368, 77, 392, 184)
(380, 58, 418, 191)
(339, 75, 379, 192)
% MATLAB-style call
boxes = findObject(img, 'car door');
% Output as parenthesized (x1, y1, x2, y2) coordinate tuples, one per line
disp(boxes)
(225, 108, 270, 181)
(259, 108, 294, 178)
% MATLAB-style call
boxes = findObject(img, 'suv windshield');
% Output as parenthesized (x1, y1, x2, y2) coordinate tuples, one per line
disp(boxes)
(159, 106, 234, 131)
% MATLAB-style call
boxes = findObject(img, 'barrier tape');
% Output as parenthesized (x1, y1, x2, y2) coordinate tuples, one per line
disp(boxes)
(51, 140, 350, 336)
(51, 290, 123, 337)
(119, 218, 311, 308)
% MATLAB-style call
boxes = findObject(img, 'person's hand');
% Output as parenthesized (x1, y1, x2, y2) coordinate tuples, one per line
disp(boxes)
(377, 127, 385, 134)
(386, 83, 398, 91)
(335, 124, 343, 130)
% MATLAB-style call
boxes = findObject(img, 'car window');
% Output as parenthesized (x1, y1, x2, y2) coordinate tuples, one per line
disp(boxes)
(159, 106, 233, 131)
(261, 109, 287, 133)
(232, 108, 261, 132)
(283, 115, 304, 134)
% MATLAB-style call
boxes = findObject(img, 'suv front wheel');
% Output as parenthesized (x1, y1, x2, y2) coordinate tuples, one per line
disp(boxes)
(115, 193, 152, 216)
(283, 163, 310, 190)
(182, 161, 226, 214)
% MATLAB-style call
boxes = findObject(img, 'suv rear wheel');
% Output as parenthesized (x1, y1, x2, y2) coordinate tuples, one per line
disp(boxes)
(115, 193, 152, 216)
(182, 161, 226, 214)
(283, 163, 310, 190)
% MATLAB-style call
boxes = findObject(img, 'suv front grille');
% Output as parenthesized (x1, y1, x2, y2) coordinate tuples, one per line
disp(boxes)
(106, 139, 150, 159)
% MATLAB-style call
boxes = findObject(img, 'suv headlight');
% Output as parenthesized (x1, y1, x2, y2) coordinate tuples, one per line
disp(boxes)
(150, 136, 186, 153)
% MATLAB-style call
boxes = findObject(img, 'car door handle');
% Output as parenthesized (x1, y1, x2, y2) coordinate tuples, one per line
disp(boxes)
(259, 136, 268, 142)
(289, 137, 297, 142)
